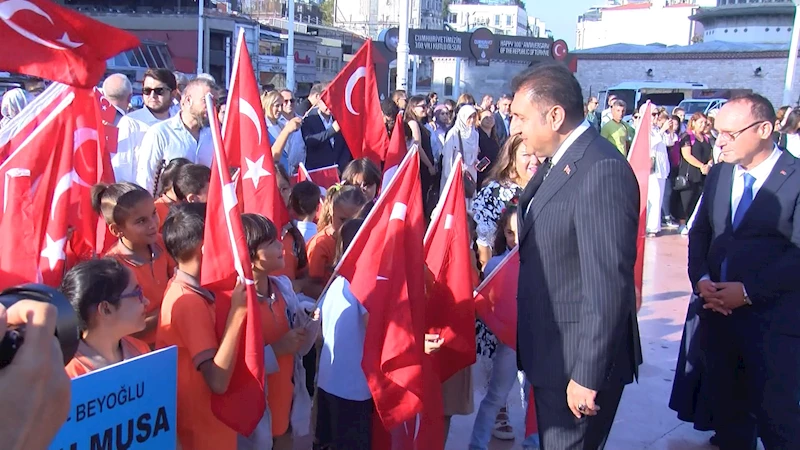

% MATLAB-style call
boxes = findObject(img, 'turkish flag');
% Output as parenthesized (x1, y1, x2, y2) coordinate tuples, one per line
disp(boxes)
(0, 169, 37, 289)
(291, 162, 340, 191)
(335, 147, 426, 430)
(319, 40, 388, 165)
(474, 246, 519, 349)
(627, 102, 653, 312)
(200, 94, 266, 435)
(0, 0, 140, 88)
(423, 154, 476, 382)
(0, 83, 106, 286)
(381, 113, 406, 194)
(222, 31, 289, 230)
(93, 87, 117, 125)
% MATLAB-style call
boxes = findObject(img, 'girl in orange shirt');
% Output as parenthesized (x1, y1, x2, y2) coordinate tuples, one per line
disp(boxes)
(153, 157, 191, 227)
(239, 213, 319, 450)
(303, 185, 368, 300)
(93, 182, 174, 346)
(61, 258, 150, 379)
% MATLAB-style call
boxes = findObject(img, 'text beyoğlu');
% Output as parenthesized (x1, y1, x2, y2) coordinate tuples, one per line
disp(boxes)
(414, 35, 462, 52)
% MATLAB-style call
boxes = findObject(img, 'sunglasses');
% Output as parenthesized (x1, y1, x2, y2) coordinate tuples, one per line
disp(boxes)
(142, 87, 168, 96)
(284, 98, 296, 105)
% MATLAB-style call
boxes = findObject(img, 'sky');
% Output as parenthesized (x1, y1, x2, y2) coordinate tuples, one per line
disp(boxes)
(527, 0, 599, 49)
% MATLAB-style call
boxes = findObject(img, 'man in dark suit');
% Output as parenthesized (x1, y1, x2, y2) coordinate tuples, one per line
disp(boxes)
(300, 99, 352, 171)
(689, 94, 800, 450)
(493, 93, 513, 147)
(512, 64, 642, 449)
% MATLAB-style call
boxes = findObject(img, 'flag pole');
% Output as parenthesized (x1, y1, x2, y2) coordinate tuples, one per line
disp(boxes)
(783, 0, 800, 106)
(287, 0, 296, 93)
(197, 0, 204, 75)
(396, 0, 410, 91)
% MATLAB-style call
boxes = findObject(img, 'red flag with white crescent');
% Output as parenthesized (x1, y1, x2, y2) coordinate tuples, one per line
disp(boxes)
(319, 40, 388, 165)
(0, 0, 140, 88)
(201, 93, 266, 435)
(474, 246, 519, 349)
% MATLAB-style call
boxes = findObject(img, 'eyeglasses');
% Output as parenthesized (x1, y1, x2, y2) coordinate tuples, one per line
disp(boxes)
(142, 87, 168, 97)
(716, 121, 766, 142)
(120, 286, 146, 303)
(284, 98, 296, 105)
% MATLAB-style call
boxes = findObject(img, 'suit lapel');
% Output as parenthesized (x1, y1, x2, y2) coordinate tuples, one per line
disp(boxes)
(736, 152, 796, 230)
(520, 128, 595, 240)
(714, 163, 734, 229)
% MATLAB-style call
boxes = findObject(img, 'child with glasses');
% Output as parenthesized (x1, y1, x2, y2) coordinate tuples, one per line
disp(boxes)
(62, 258, 151, 378)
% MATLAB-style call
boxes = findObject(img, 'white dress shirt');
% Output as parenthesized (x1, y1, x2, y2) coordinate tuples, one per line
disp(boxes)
(114, 105, 178, 183)
(135, 113, 213, 193)
(650, 127, 670, 179)
(785, 133, 800, 158)
(730, 147, 782, 218)
(318, 110, 335, 148)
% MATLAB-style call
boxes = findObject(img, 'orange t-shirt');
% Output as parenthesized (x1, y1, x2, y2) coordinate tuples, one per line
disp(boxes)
(306, 225, 336, 280)
(258, 283, 294, 436)
(105, 240, 176, 345)
(156, 270, 236, 450)
(65, 336, 151, 379)
(154, 196, 177, 231)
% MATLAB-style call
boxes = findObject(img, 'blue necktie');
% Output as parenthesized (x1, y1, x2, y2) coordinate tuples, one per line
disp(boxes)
(722, 173, 756, 281)
(733, 173, 756, 230)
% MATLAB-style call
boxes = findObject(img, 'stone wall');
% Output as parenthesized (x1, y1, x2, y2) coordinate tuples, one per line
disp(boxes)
(430, 58, 530, 100)
(575, 55, 800, 108)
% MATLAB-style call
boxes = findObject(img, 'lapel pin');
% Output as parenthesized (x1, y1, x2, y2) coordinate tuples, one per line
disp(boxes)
(780, 170, 787, 176)
(564, 165, 571, 175)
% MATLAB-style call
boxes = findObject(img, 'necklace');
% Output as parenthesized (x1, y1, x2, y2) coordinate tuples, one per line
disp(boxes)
(255, 280, 276, 303)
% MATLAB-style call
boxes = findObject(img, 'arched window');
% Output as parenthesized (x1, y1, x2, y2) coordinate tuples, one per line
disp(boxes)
(445, 77, 454, 96)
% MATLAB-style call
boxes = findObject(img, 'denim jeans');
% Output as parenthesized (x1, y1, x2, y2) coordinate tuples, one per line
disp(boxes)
(468, 344, 518, 450)
(521, 381, 540, 449)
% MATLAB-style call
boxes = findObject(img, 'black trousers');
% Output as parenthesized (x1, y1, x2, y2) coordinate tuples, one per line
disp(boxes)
(706, 315, 800, 450)
(534, 384, 625, 450)
(314, 388, 374, 450)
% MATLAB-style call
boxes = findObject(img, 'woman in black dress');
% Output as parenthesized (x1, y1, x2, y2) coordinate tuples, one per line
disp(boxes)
(676, 112, 713, 233)
(476, 108, 500, 188)
(404, 95, 439, 219)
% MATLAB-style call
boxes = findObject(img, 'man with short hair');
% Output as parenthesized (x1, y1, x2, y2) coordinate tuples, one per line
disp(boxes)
(101, 73, 132, 125)
(600, 100, 632, 156)
(298, 83, 326, 116)
(301, 99, 351, 171)
(600, 94, 617, 127)
(512, 63, 641, 449)
(392, 89, 407, 110)
(493, 93, 513, 146)
(480, 94, 494, 111)
(136, 78, 215, 193)
(114, 69, 180, 183)
(689, 94, 800, 449)
(280, 89, 306, 172)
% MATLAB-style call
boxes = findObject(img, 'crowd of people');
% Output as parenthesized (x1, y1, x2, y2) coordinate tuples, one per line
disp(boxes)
(2, 58, 798, 450)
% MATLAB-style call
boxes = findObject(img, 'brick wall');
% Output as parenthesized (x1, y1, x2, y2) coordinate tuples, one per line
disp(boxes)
(575, 56, 800, 108)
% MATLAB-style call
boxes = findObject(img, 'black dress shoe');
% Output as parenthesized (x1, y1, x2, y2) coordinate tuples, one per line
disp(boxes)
(709, 433, 720, 447)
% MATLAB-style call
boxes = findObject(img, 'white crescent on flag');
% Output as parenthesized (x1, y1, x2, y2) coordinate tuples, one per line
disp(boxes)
(239, 97, 263, 144)
(0, 0, 83, 50)
(345, 66, 367, 116)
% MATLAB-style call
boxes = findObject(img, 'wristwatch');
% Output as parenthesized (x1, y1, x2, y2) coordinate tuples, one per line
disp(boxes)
(742, 285, 752, 306)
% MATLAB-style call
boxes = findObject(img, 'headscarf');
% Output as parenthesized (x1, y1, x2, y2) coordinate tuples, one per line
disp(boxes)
(0, 88, 30, 127)
(448, 104, 478, 150)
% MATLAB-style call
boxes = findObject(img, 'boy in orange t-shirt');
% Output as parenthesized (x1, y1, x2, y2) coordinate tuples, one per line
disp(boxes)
(156, 203, 247, 450)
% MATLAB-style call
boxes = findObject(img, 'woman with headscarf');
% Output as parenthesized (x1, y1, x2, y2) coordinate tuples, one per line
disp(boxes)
(441, 104, 479, 197)
(0, 88, 30, 129)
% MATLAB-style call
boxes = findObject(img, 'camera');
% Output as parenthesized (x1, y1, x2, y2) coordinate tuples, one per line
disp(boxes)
(0, 284, 80, 369)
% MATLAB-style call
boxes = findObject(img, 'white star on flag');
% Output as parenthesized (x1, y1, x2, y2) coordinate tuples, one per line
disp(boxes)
(242, 155, 271, 189)
(390, 202, 407, 222)
(444, 214, 454, 230)
(40, 234, 67, 270)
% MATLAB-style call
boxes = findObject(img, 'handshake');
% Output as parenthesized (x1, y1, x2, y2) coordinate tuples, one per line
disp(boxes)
(0, 284, 80, 450)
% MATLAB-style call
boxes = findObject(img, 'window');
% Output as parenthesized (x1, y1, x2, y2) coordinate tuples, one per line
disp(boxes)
(444, 77, 453, 96)
(322, 58, 329, 70)
(495, 15, 500, 26)
(506, 15, 512, 26)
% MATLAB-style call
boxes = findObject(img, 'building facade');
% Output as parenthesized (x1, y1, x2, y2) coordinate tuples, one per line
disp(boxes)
(446, 1, 529, 36)
(576, 0, 717, 50)
(692, 0, 796, 44)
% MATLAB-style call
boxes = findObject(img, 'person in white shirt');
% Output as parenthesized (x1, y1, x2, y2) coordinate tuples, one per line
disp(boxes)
(114, 69, 179, 183)
(101, 73, 132, 126)
(279, 89, 306, 173)
(136, 78, 215, 194)
(647, 110, 672, 236)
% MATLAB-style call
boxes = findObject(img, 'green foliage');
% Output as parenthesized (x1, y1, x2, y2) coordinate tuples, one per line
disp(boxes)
(321, 0, 334, 25)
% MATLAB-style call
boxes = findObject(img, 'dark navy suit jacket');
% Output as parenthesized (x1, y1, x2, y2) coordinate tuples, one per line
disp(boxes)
(517, 127, 643, 392)
(300, 109, 352, 171)
(688, 151, 800, 335)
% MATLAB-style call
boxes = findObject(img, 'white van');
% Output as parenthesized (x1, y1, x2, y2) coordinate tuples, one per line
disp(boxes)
(601, 81, 709, 117)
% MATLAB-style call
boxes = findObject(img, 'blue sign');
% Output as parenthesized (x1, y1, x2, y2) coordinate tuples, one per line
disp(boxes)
(50, 346, 178, 450)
